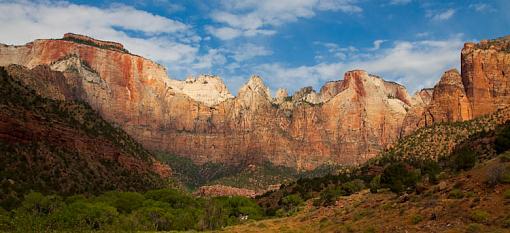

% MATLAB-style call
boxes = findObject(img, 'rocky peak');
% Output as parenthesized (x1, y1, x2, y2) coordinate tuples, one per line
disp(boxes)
(320, 80, 344, 102)
(274, 88, 289, 104)
(411, 88, 434, 106)
(437, 69, 463, 87)
(169, 74, 234, 107)
(292, 86, 322, 104)
(238, 75, 271, 100)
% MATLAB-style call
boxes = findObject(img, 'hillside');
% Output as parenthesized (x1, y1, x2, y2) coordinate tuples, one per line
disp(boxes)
(222, 154, 510, 233)
(0, 66, 171, 209)
(238, 107, 510, 229)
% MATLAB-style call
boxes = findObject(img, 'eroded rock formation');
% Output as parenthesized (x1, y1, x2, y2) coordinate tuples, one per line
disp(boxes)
(1, 34, 508, 170)
(402, 36, 510, 134)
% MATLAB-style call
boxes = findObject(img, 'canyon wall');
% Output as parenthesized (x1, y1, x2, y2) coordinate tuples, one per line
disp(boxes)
(1, 34, 508, 170)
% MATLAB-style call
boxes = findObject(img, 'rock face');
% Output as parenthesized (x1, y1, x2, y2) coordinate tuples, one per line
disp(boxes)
(462, 37, 510, 117)
(0, 65, 169, 195)
(402, 36, 510, 134)
(1, 34, 508, 170)
(168, 75, 233, 106)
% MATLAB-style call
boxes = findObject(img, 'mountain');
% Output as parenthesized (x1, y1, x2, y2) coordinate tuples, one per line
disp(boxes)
(0, 33, 509, 172)
(0, 64, 171, 206)
(402, 35, 510, 134)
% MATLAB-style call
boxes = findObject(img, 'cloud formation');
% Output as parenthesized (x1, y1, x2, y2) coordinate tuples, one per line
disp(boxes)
(207, 0, 362, 40)
(251, 37, 464, 94)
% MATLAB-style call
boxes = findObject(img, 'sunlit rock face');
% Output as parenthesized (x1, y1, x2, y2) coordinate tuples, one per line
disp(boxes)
(1, 34, 508, 170)
(461, 36, 510, 117)
(167, 74, 234, 107)
(401, 36, 510, 135)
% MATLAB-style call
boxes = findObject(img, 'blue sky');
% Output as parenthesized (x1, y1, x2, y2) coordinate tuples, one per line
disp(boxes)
(0, 0, 508, 95)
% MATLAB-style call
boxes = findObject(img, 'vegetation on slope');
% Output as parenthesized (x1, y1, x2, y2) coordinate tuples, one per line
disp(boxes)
(0, 188, 264, 232)
(156, 153, 299, 191)
(224, 153, 510, 233)
(255, 109, 510, 218)
(0, 66, 166, 208)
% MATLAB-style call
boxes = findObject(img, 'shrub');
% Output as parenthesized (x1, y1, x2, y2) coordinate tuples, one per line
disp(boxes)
(453, 147, 477, 171)
(411, 214, 423, 224)
(504, 189, 510, 200)
(381, 162, 420, 194)
(466, 223, 482, 233)
(503, 217, 510, 228)
(341, 179, 365, 195)
(448, 189, 464, 199)
(0, 208, 12, 231)
(470, 210, 490, 224)
(369, 175, 381, 193)
(281, 194, 303, 214)
(500, 152, 510, 163)
(495, 123, 510, 154)
(318, 186, 345, 206)
(485, 165, 510, 186)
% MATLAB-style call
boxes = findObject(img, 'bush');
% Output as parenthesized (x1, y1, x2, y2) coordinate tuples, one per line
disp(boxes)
(317, 186, 344, 206)
(453, 148, 477, 171)
(369, 175, 381, 193)
(341, 179, 365, 195)
(281, 194, 303, 214)
(470, 210, 490, 224)
(495, 124, 510, 154)
(448, 189, 464, 199)
(466, 223, 482, 233)
(500, 152, 510, 163)
(411, 214, 423, 224)
(504, 189, 510, 200)
(485, 165, 510, 186)
(381, 162, 420, 194)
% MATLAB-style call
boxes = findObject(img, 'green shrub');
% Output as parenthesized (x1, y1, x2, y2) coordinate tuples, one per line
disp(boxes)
(411, 214, 423, 224)
(495, 124, 510, 154)
(369, 175, 381, 193)
(503, 217, 510, 228)
(504, 189, 510, 200)
(466, 223, 482, 233)
(381, 162, 420, 194)
(470, 210, 490, 224)
(317, 186, 344, 206)
(0, 208, 12, 231)
(448, 189, 464, 199)
(500, 152, 510, 163)
(342, 179, 365, 195)
(453, 147, 477, 171)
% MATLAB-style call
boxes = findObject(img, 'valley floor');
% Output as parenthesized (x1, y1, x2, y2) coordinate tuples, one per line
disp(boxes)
(219, 158, 510, 233)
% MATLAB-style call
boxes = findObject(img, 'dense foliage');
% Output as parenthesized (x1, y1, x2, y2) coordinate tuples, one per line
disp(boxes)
(0, 189, 263, 232)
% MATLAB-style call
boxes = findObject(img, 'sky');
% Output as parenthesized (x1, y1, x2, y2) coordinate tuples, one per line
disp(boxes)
(0, 0, 508, 95)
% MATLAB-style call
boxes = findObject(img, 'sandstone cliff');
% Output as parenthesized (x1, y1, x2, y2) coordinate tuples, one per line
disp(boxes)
(1, 34, 508, 170)
(401, 36, 510, 134)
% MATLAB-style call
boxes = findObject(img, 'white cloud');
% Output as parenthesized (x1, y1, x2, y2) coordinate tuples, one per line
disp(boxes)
(370, 40, 386, 50)
(252, 36, 464, 94)
(389, 0, 411, 5)
(231, 44, 273, 62)
(428, 9, 456, 21)
(0, 0, 235, 80)
(469, 3, 495, 13)
(208, 0, 361, 40)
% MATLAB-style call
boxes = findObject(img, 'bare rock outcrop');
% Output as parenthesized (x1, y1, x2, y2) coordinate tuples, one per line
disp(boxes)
(3, 33, 508, 170)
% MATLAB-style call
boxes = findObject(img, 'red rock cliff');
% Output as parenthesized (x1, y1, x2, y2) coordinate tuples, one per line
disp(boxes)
(2, 34, 507, 170)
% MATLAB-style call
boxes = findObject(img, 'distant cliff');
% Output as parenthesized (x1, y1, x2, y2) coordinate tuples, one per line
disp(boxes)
(0, 34, 508, 170)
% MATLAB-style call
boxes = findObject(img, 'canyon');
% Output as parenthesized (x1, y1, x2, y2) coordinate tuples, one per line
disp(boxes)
(0, 33, 509, 170)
